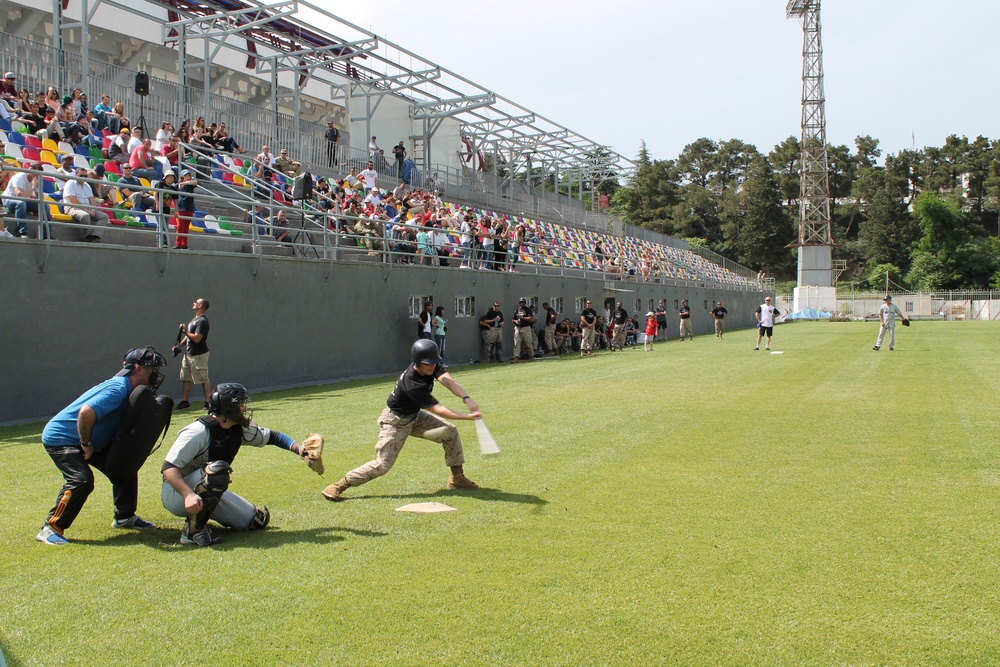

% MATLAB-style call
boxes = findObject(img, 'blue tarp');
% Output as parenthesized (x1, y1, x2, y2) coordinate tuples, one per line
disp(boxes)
(781, 309, 833, 321)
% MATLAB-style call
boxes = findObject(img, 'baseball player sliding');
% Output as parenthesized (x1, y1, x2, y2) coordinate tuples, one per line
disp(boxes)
(160, 383, 324, 547)
(322, 339, 481, 501)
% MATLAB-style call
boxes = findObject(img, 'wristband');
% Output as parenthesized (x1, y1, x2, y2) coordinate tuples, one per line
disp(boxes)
(462, 395, 470, 401)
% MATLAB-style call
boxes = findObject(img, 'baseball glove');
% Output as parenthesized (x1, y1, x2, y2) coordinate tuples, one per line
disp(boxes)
(300, 433, 325, 475)
(901, 318, 910, 327)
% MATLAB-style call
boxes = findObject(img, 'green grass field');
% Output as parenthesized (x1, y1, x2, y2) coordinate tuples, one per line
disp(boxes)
(3, 321, 1000, 666)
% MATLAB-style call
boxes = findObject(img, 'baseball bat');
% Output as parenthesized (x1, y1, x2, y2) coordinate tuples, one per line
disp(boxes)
(474, 417, 500, 456)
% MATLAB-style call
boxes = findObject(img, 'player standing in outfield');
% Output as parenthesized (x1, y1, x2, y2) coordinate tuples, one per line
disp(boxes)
(873, 294, 907, 351)
(755, 296, 780, 351)
(322, 340, 480, 502)
(579, 299, 598, 357)
(643, 311, 658, 352)
(711, 301, 728, 339)
(161, 383, 323, 547)
(36, 347, 167, 545)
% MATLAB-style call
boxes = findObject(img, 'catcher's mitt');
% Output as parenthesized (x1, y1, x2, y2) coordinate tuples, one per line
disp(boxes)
(901, 318, 910, 327)
(300, 433, 325, 475)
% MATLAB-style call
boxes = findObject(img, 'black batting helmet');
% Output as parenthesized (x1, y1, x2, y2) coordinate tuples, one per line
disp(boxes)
(208, 383, 252, 427)
(411, 339, 442, 366)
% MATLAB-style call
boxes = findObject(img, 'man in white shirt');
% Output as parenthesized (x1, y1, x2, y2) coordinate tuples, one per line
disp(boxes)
(256, 145, 276, 168)
(63, 166, 110, 242)
(2, 163, 40, 237)
(368, 135, 380, 157)
(874, 294, 906, 351)
(359, 161, 378, 193)
(754, 296, 780, 351)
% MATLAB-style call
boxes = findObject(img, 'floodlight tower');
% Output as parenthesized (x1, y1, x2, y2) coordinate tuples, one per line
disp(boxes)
(786, 0, 836, 313)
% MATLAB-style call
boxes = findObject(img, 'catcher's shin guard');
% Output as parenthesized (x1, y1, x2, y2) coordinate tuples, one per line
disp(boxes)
(190, 460, 232, 531)
(248, 505, 270, 531)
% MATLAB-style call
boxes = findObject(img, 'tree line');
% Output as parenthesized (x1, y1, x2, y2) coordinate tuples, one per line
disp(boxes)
(607, 135, 1000, 290)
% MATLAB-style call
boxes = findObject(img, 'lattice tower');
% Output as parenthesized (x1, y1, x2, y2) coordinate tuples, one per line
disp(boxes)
(787, 0, 832, 247)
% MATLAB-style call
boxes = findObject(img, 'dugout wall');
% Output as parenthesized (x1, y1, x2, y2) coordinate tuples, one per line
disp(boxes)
(0, 243, 768, 424)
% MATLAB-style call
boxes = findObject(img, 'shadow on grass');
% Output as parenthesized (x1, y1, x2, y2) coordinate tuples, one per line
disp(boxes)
(342, 487, 548, 506)
(72, 525, 386, 550)
(0, 431, 43, 451)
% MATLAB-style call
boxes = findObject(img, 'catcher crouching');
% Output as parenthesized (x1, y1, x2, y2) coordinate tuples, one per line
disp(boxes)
(160, 383, 324, 547)
(322, 339, 480, 502)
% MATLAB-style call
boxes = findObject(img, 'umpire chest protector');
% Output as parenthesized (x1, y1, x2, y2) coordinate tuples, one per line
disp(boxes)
(102, 385, 173, 477)
(198, 416, 244, 464)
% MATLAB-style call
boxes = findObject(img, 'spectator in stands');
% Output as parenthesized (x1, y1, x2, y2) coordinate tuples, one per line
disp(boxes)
(63, 166, 110, 242)
(66, 113, 101, 147)
(354, 215, 384, 255)
(73, 90, 87, 117)
(174, 170, 197, 250)
(56, 95, 75, 124)
(678, 299, 693, 341)
(711, 301, 728, 339)
(189, 124, 216, 153)
(0, 72, 17, 106)
(93, 94, 112, 130)
(118, 165, 156, 213)
(16, 101, 45, 134)
(37, 107, 65, 142)
(324, 121, 340, 168)
(154, 121, 174, 152)
(392, 141, 406, 176)
(109, 101, 130, 132)
(368, 135, 380, 158)
(269, 209, 291, 244)
(213, 123, 242, 153)
(55, 154, 77, 177)
(161, 136, 181, 176)
(108, 128, 131, 164)
(44, 87, 61, 113)
(433, 224, 451, 267)
(492, 219, 508, 271)
(246, 204, 268, 237)
(129, 137, 163, 181)
(2, 162, 40, 237)
(359, 160, 378, 193)
(275, 148, 300, 177)
(392, 181, 408, 201)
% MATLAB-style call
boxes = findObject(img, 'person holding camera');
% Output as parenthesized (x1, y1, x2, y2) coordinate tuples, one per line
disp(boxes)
(176, 297, 210, 410)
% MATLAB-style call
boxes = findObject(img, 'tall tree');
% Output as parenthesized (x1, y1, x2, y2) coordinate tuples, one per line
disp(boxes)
(727, 156, 795, 274)
(769, 136, 800, 206)
(676, 138, 718, 189)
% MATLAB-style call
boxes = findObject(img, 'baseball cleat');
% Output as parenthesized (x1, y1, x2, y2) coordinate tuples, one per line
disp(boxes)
(36, 525, 69, 546)
(180, 527, 221, 547)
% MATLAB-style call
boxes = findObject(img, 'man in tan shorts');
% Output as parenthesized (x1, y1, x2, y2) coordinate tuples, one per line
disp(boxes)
(322, 339, 480, 501)
(176, 297, 210, 410)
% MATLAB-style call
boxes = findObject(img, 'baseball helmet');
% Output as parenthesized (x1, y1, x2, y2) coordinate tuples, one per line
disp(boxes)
(208, 382, 252, 427)
(411, 339, 443, 366)
(117, 346, 167, 391)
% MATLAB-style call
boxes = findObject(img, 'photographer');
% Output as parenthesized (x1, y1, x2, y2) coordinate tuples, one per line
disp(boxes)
(175, 297, 211, 410)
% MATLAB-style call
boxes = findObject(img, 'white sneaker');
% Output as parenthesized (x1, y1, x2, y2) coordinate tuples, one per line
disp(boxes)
(0, 229, 15, 239)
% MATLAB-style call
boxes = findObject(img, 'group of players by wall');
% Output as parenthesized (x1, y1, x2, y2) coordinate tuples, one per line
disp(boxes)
(468, 297, 736, 362)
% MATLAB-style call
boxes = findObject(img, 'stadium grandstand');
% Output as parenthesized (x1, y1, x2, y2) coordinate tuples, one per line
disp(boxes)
(0, 0, 771, 424)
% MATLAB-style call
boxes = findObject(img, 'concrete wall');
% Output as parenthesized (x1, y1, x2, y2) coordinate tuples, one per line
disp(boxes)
(0, 241, 768, 424)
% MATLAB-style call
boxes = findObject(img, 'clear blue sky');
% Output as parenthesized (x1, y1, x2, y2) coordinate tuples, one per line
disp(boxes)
(329, 0, 1000, 167)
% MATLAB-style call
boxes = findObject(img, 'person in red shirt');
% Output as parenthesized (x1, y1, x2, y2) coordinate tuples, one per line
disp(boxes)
(643, 311, 658, 352)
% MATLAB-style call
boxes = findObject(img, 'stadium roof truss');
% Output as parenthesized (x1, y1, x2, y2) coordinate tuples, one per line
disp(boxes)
(53, 0, 634, 190)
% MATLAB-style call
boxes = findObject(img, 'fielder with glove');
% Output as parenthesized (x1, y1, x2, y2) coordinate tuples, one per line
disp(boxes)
(873, 294, 906, 351)
(160, 383, 324, 547)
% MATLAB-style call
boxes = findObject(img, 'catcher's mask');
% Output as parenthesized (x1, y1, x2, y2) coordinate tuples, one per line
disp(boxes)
(411, 339, 442, 366)
(116, 346, 167, 392)
(209, 382, 252, 427)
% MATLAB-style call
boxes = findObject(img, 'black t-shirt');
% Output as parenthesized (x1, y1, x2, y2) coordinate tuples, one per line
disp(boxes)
(555, 322, 569, 336)
(186, 315, 210, 355)
(581, 307, 597, 327)
(514, 306, 534, 328)
(655, 306, 667, 323)
(392, 145, 405, 160)
(386, 364, 445, 416)
(613, 307, 628, 325)
(479, 308, 503, 330)
(711, 307, 728, 319)
(325, 127, 339, 142)
(679, 306, 691, 320)
(546, 307, 557, 326)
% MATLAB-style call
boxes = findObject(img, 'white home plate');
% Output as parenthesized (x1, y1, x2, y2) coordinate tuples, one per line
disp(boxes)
(770, 351, 784, 355)
(395, 502, 458, 513)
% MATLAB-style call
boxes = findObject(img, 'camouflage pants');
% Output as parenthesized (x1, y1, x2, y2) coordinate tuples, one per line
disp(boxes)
(514, 326, 533, 358)
(344, 408, 464, 486)
(611, 323, 627, 349)
(482, 328, 501, 361)
(545, 324, 556, 352)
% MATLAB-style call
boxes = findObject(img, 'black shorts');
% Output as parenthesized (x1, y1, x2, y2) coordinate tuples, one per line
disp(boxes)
(759, 325, 773, 337)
